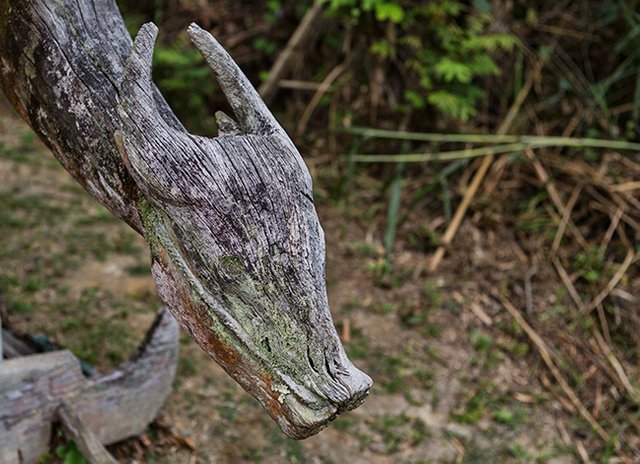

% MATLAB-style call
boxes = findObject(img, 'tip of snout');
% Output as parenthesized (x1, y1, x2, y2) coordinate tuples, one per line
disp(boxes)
(278, 367, 373, 440)
(338, 369, 373, 413)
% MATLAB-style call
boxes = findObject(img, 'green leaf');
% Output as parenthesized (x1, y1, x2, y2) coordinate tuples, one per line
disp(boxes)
(404, 90, 426, 109)
(399, 35, 422, 50)
(473, 0, 491, 14)
(427, 91, 478, 121)
(467, 54, 499, 75)
(325, 0, 356, 10)
(362, 0, 381, 11)
(421, 1, 463, 17)
(434, 58, 473, 83)
(64, 449, 85, 464)
(464, 33, 517, 52)
(375, 3, 405, 23)
(253, 37, 278, 56)
(370, 39, 395, 58)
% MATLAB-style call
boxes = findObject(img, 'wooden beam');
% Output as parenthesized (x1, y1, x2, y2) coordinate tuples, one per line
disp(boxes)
(57, 402, 117, 464)
(1, 329, 36, 359)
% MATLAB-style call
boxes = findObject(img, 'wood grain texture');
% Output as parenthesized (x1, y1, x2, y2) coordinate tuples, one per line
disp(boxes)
(0, 0, 371, 439)
(0, 309, 178, 463)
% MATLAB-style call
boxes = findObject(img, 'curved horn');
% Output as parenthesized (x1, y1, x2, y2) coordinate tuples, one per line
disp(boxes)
(187, 23, 282, 136)
(117, 23, 193, 205)
(119, 23, 160, 127)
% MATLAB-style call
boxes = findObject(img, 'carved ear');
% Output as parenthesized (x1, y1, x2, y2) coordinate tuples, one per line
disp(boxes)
(118, 23, 196, 206)
(119, 23, 161, 129)
(117, 22, 299, 205)
(187, 23, 284, 136)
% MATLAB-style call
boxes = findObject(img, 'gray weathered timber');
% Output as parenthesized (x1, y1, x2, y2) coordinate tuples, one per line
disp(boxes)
(118, 23, 372, 437)
(57, 402, 117, 464)
(0, 309, 178, 463)
(0, 0, 371, 439)
(1, 328, 36, 358)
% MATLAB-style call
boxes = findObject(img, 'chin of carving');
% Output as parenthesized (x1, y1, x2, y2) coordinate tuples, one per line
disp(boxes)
(116, 23, 372, 439)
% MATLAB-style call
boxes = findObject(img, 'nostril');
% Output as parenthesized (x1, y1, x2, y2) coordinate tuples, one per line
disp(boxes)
(307, 346, 320, 374)
(335, 369, 372, 413)
(324, 355, 338, 382)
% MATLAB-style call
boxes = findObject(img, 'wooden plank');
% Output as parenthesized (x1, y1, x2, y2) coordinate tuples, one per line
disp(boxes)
(69, 309, 179, 445)
(0, 350, 82, 464)
(57, 402, 117, 464)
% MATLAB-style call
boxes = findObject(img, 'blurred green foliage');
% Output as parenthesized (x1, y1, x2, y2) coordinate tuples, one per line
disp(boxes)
(114, 0, 640, 138)
(151, 43, 217, 133)
(323, 0, 516, 121)
(117, 0, 516, 132)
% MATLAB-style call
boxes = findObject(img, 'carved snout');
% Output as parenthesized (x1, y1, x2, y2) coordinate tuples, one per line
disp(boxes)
(146, 215, 372, 438)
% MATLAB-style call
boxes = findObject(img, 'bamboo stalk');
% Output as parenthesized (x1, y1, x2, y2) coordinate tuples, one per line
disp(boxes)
(340, 127, 640, 152)
(341, 127, 521, 143)
(351, 136, 640, 163)
(427, 72, 534, 272)
(354, 142, 524, 163)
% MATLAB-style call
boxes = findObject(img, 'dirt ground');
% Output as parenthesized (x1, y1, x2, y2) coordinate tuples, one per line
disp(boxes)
(1, 99, 638, 463)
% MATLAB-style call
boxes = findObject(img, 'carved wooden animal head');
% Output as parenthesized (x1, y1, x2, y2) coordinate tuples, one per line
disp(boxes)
(116, 24, 372, 439)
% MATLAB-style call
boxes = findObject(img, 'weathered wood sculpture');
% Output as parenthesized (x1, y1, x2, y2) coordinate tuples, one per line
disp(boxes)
(1, 310, 178, 463)
(0, 0, 371, 452)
